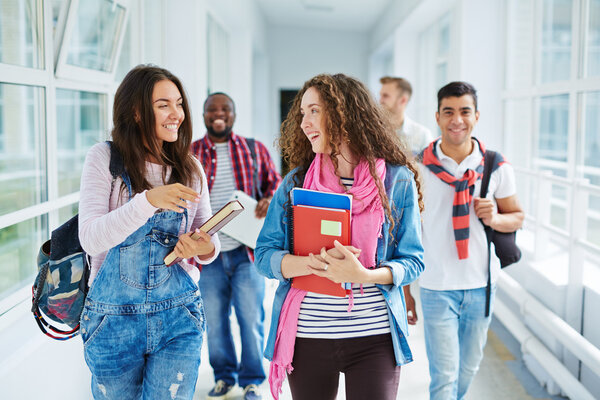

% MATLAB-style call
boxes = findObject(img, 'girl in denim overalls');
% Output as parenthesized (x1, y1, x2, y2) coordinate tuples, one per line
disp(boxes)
(78, 65, 221, 399)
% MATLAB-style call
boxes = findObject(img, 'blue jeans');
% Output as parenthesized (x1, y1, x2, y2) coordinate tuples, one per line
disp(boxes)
(199, 246, 266, 387)
(82, 210, 204, 400)
(420, 286, 495, 400)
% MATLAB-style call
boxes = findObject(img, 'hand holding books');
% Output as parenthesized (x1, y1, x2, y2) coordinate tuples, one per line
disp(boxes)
(168, 229, 214, 264)
(306, 241, 363, 283)
(164, 200, 244, 266)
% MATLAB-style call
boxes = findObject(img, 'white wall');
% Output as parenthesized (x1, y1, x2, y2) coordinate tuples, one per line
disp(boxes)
(161, 0, 209, 142)
(267, 26, 370, 168)
(206, 0, 269, 142)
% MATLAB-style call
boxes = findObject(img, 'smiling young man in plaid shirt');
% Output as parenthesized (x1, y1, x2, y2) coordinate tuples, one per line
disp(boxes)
(191, 92, 281, 400)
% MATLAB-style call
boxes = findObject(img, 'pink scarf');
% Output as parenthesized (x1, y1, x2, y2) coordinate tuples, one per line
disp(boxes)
(269, 154, 386, 399)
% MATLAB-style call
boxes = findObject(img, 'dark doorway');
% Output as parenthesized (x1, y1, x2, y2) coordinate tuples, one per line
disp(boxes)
(279, 89, 299, 177)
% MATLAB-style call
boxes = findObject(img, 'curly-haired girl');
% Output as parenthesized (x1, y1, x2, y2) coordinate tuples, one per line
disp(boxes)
(255, 73, 425, 400)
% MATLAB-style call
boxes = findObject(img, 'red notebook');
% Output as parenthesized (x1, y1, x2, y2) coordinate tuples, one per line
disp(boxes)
(291, 205, 351, 297)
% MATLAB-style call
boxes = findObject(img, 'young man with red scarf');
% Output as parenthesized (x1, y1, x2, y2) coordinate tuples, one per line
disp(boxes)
(413, 81, 524, 400)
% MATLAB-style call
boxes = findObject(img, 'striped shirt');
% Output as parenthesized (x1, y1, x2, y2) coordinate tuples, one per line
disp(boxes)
(297, 176, 391, 338)
(210, 143, 242, 251)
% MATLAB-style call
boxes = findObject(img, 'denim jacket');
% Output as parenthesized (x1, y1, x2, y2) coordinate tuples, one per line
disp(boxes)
(254, 163, 425, 365)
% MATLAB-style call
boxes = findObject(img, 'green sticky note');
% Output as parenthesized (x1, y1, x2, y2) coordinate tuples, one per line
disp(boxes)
(321, 220, 342, 237)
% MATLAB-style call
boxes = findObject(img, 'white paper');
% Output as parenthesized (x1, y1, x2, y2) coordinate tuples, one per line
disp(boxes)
(220, 190, 265, 249)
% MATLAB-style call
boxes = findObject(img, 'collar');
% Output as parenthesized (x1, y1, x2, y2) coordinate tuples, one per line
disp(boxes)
(203, 131, 238, 147)
(435, 138, 485, 177)
(399, 116, 412, 134)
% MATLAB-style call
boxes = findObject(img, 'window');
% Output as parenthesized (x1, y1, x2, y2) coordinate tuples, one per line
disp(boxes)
(56, 89, 107, 197)
(582, 91, 600, 185)
(504, 0, 600, 277)
(0, 83, 46, 215)
(0, 0, 127, 305)
(0, 0, 44, 69)
(0, 216, 47, 302)
(537, 94, 569, 171)
(540, 0, 573, 83)
(587, 0, 600, 76)
(55, 0, 128, 82)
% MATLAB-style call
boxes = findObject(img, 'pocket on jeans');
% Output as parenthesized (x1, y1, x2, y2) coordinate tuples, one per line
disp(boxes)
(80, 309, 109, 347)
(181, 300, 205, 333)
(119, 237, 151, 288)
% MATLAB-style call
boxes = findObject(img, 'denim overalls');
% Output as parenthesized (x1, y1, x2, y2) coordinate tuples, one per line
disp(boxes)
(80, 176, 205, 400)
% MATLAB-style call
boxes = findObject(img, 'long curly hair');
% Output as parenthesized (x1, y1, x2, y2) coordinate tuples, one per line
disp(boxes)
(279, 73, 424, 232)
(111, 64, 200, 195)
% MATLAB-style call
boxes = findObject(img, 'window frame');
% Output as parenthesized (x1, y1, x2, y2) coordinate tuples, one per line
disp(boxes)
(54, 0, 130, 84)
(0, 0, 117, 313)
(502, 0, 600, 339)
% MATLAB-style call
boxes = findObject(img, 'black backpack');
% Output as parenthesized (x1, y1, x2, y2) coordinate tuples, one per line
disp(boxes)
(480, 150, 522, 317)
(31, 142, 125, 340)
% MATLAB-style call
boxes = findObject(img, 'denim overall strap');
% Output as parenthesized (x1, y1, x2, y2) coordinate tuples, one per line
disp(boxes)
(85, 208, 198, 314)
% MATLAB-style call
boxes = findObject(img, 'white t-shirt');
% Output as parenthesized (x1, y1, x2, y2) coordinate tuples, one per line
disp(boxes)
(210, 142, 243, 251)
(398, 116, 435, 154)
(418, 140, 517, 290)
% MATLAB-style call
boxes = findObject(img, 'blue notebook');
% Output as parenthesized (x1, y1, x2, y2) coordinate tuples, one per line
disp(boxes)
(290, 188, 352, 210)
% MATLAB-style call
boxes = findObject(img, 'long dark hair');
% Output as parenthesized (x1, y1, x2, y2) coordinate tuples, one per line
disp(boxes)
(279, 73, 424, 231)
(112, 64, 200, 194)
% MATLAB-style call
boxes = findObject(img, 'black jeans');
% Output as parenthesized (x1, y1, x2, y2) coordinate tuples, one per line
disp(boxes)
(288, 334, 401, 400)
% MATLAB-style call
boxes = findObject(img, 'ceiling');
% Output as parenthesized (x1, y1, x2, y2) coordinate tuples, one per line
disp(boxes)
(255, 0, 393, 32)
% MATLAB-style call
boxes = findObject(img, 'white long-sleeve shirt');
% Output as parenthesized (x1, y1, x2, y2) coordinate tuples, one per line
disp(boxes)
(78, 142, 220, 285)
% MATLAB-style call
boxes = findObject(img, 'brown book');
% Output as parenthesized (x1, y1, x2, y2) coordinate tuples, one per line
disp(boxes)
(164, 200, 244, 266)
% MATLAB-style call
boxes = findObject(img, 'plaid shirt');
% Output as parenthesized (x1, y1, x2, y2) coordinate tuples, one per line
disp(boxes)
(191, 132, 281, 201)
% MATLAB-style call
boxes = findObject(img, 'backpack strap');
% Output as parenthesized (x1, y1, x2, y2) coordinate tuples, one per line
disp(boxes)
(107, 141, 125, 178)
(106, 141, 132, 199)
(480, 149, 501, 317)
(245, 138, 263, 200)
(479, 150, 496, 199)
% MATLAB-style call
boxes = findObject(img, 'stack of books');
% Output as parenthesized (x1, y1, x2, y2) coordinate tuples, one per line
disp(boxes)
(290, 188, 352, 297)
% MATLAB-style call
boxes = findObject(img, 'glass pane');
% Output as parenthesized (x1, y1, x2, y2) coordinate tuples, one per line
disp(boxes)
(583, 92, 600, 186)
(0, 216, 47, 301)
(538, 94, 569, 166)
(0, 0, 43, 68)
(506, 0, 534, 88)
(0, 83, 46, 215)
(115, 11, 132, 82)
(66, 0, 126, 72)
(58, 203, 78, 226)
(587, 0, 600, 77)
(550, 185, 569, 231)
(540, 0, 573, 83)
(56, 89, 107, 196)
(505, 99, 532, 168)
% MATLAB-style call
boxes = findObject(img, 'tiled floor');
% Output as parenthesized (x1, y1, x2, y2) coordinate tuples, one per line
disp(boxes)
(193, 280, 562, 400)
